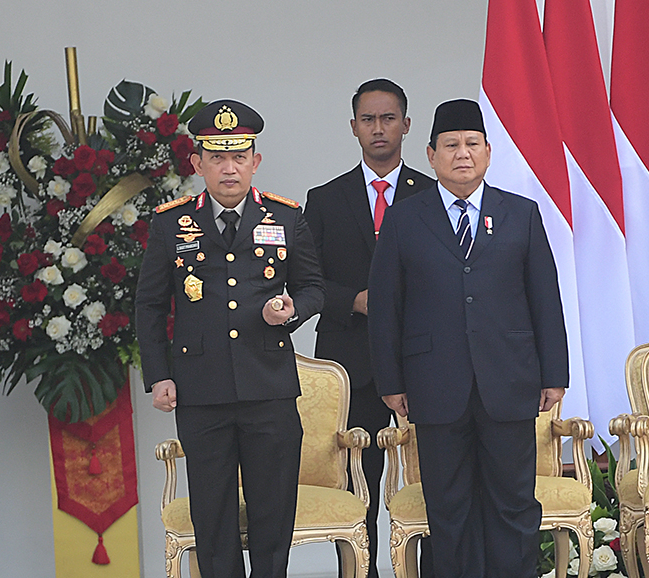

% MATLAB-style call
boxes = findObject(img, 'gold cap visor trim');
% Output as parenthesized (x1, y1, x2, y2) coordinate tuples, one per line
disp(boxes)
(197, 134, 257, 151)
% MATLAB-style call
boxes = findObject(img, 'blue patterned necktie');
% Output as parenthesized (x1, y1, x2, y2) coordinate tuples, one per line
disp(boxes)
(454, 199, 474, 260)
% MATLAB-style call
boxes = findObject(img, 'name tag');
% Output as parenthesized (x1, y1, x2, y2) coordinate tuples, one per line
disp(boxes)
(253, 225, 286, 245)
(176, 241, 200, 253)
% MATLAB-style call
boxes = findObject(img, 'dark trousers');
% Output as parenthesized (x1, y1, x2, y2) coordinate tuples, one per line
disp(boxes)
(175, 399, 303, 578)
(416, 386, 540, 578)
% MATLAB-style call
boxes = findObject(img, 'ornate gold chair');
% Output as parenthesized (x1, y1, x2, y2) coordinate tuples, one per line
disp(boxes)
(155, 353, 371, 578)
(609, 342, 649, 578)
(378, 401, 594, 578)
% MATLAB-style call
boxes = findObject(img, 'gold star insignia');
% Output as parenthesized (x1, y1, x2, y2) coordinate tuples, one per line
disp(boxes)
(175, 257, 184, 268)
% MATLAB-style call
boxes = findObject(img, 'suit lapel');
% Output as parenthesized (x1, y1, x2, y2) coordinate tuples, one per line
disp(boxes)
(192, 192, 227, 249)
(342, 164, 376, 253)
(467, 184, 506, 264)
(394, 165, 425, 203)
(418, 183, 467, 262)
(231, 190, 267, 250)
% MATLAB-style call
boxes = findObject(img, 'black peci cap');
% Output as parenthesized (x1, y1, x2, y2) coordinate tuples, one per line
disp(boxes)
(430, 99, 486, 145)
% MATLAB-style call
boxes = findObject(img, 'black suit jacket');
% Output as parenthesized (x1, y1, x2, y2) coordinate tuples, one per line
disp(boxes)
(304, 164, 435, 389)
(368, 183, 568, 424)
(136, 189, 325, 406)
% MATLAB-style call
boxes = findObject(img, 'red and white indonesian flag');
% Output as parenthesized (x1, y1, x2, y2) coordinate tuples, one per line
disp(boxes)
(481, 0, 644, 446)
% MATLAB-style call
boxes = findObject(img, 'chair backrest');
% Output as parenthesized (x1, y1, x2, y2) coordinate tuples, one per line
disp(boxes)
(394, 400, 564, 484)
(295, 353, 349, 490)
(625, 343, 649, 414)
(535, 399, 563, 477)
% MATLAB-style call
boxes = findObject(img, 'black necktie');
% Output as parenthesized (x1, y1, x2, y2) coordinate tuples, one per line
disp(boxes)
(454, 199, 474, 260)
(220, 210, 239, 247)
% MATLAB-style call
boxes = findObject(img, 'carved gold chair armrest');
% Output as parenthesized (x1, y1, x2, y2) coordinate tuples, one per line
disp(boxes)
(631, 415, 649, 500)
(609, 413, 634, 489)
(337, 427, 371, 509)
(155, 438, 185, 514)
(551, 417, 594, 492)
(377, 425, 410, 508)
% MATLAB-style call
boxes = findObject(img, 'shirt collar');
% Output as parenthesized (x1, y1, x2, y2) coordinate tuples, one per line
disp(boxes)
(438, 181, 485, 212)
(361, 159, 403, 191)
(209, 192, 248, 221)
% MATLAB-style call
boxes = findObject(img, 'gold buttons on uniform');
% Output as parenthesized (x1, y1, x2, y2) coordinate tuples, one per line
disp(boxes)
(228, 278, 237, 286)
(226, 253, 235, 262)
(255, 247, 265, 257)
(182, 347, 188, 353)
(279, 341, 285, 348)
(228, 301, 238, 310)
(229, 329, 239, 339)
(187, 265, 194, 272)
(268, 257, 275, 264)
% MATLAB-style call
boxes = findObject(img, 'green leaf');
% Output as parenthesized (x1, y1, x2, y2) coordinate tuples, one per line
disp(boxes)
(600, 436, 618, 493)
(178, 97, 207, 124)
(588, 459, 613, 511)
(12, 70, 28, 108)
(104, 80, 155, 122)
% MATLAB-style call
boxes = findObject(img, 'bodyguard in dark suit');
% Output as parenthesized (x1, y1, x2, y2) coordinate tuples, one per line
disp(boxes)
(368, 100, 568, 578)
(304, 79, 434, 578)
(136, 100, 325, 578)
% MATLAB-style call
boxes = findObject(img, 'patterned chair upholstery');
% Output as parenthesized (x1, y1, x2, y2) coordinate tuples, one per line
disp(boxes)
(155, 353, 371, 578)
(609, 342, 649, 578)
(377, 402, 594, 578)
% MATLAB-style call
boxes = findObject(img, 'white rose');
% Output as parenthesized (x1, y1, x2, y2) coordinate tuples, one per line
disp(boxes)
(144, 94, 168, 119)
(0, 184, 17, 208)
(44, 239, 63, 258)
(594, 517, 620, 541)
(567, 558, 579, 576)
(36, 265, 64, 285)
(161, 172, 182, 192)
(607, 574, 627, 578)
(27, 155, 47, 179)
(63, 283, 87, 309)
(541, 570, 555, 578)
(120, 203, 139, 226)
(82, 301, 106, 324)
(61, 247, 87, 272)
(0, 152, 10, 173)
(568, 542, 578, 561)
(176, 123, 190, 135)
(47, 176, 71, 200)
(46, 315, 72, 340)
(591, 544, 618, 572)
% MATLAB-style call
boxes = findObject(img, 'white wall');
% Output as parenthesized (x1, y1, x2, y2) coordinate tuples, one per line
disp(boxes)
(1, 0, 490, 575)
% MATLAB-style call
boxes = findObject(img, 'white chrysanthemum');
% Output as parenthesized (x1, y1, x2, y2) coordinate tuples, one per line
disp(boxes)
(591, 545, 618, 572)
(161, 172, 182, 191)
(82, 301, 106, 324)
(594, 517, 620, 542)
(120, 203, 139, 226)
(27, 155, 47, 180)
(36, 265, 64, 286)
(0, 152, 10, 174)
(46, 315, 72, 340)
(61, 247, 87, 272)
(47, 176, 71, 200)
(144, 94, 168, 119)
(44, 239, 63, 258)
(0, 184, 17, 208)
(541, 570, 555, 578)
(63, 283, 87, 309)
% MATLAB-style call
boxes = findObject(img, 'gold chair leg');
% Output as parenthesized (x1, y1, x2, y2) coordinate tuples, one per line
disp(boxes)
(551, 529, 570, 578)
(621, 525, 641, 578)
(635, 526, 649, 578)
(166, 534, 184, 578)
(575, 529, 593, 578)
(189, 549, 201, 578)
(403, 536, 420, 578)
(337, 538, 368, 578)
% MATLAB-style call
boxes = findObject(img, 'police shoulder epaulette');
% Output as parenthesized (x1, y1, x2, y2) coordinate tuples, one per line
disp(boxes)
(261, 191, 299, 208)
(155, 195, 193, 214)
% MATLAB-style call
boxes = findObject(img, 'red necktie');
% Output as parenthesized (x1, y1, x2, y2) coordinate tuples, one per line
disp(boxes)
(372, 180, 390, 239)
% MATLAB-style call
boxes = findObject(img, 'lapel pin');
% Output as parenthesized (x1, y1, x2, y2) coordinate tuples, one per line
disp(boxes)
(484, 216, 493, 235)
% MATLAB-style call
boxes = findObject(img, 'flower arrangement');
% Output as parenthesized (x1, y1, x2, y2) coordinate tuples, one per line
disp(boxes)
(0, 66, 205, 422)
(538, 441, 632, 578)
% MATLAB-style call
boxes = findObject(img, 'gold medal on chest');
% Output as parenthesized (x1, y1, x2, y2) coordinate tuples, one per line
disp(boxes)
(184, 274, 203, 302)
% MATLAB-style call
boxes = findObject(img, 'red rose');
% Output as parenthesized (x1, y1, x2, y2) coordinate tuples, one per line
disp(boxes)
(32, 250, 51, 267)
(66, 190, 86, 208)
(84, 234, 107, 255)
(0, 110, 11, 122)
(21, 279, 48, 303)
(47, 199, 66, 217)
(177, 157, 194, 177)
(73, 145, 97, 172)
(12, 318, 32, 341)
(97, 149, 115, 164)
(0, 245, 3, 260)
(98, 311, 129, 337)
(157, 112, 179, 137)
(130, 219, 149, 248)
(0, 301, 11, 327)
(136, 130, 157, 146)
(171, 134, 195, 158)
(609, 538, 620, 552)
(92, 159, 109, 176)
(0, 213, 10, 242)
(17, 252, 39, 276)
(95, 221, 115, 236)
(25, 225, 36, 239)
(71, 172, 96, 198)
(101, 257, 127, 283)
(0, 134, 7, 152)
(53, 157, 76, 177)
(150, 162, 170, 178)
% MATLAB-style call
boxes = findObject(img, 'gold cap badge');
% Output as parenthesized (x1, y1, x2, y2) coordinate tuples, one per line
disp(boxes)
(214, 106, 238, 131)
